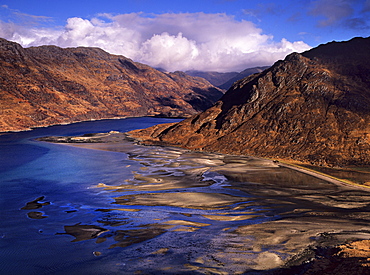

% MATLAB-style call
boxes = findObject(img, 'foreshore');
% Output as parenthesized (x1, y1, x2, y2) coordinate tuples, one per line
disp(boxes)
(37, 130, 370, 191)
(36, 131, 370, 274)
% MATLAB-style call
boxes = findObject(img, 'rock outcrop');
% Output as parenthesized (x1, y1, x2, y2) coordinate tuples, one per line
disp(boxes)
(128, 37, 370, 167)
(0, 38, 223, 132)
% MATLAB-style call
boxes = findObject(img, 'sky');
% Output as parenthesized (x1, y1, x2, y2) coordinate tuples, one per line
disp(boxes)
(0, 0, 369, 72)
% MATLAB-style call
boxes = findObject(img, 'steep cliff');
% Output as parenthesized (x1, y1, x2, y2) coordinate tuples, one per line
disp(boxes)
(129, 37, 370, 167)
(0, 38, 223, 132)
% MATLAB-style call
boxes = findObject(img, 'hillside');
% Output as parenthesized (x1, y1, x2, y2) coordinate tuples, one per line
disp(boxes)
(186, 66, 270, 90)
(185, 70, 239, 88)
(217, 66, 270, 90)
(0, 38, 223, 132)
(128, 37, 370, 167)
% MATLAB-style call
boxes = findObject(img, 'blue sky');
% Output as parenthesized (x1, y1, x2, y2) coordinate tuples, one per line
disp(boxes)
(0, 0, 369, 72)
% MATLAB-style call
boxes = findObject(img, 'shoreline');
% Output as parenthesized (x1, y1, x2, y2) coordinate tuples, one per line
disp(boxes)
(0, 116, 128, 134)
(277, 161, 370, 191)
(36, 130, 370, 191)
(35, 130, 370, 273)
(0, 115, 186, 135)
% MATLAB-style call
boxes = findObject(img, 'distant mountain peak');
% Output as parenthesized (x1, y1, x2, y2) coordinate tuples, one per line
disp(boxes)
(186, 66, 270, 90)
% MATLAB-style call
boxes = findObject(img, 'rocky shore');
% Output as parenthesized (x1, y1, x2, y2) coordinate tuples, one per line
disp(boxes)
(272, 239, 370, 275)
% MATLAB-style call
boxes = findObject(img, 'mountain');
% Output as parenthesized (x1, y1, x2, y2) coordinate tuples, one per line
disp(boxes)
(0, 38, 223, 132)
(217, 66, 270, 90)
(128, 37, 370, 167)
(185, 70, 239, 87)
(186, 66, 270, 90)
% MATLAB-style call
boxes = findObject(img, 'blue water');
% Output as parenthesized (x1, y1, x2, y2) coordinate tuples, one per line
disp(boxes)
(1, 117, 270, 274)
(0, 117, 185, 274)
(2, 117, 367, 274)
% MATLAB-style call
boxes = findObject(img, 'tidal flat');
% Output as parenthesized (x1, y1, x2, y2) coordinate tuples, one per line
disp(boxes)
(36, 130, 370, 274)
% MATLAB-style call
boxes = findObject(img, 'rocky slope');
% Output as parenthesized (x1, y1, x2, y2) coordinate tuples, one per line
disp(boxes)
(0, 38, 223, 132)
(129, 37, 370, 167)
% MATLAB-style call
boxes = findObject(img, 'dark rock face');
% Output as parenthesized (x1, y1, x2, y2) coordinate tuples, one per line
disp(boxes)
(0, 38, 223, 132)
(129, 37, 370, 167)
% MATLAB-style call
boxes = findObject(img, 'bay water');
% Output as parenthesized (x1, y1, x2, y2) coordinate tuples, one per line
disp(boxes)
(1, 117, 370, 274)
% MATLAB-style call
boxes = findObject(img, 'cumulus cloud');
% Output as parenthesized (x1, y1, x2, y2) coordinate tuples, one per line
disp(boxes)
(0, 12, 311, 72)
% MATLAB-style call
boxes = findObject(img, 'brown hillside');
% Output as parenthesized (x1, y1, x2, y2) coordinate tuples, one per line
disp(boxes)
(0, 38, 223, 132)
(128, 37, 370, 167)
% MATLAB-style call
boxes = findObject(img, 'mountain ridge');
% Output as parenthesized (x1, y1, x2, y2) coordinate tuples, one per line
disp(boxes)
(186, 66, 270, 90)
(0, 38, 223, 132)
(128, 37, 370, 167)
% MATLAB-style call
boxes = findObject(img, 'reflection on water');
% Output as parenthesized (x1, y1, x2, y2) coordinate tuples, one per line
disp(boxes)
(1, 118, 370, 274)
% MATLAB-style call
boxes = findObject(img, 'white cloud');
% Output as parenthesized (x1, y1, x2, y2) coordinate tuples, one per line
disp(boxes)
(0, 12, 311, 72)
(140, 32, 200, 70)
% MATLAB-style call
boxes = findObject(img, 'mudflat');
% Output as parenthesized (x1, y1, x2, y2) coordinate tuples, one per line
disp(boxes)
(37, 132, 370, 274)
